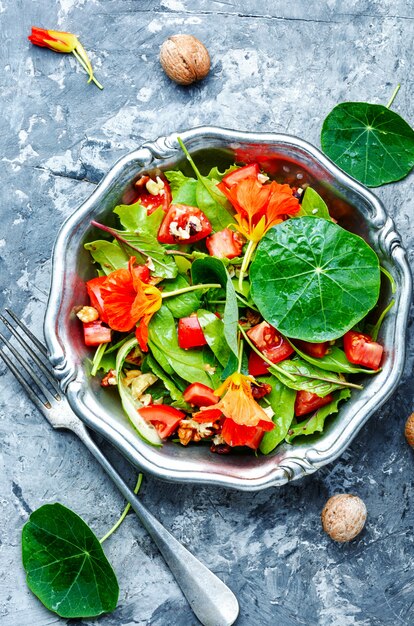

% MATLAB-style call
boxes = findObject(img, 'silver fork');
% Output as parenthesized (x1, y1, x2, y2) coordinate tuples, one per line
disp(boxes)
(0, 309, 239, 626)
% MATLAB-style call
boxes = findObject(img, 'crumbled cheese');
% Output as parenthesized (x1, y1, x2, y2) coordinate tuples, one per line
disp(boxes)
(312, 208, 318, 215)
(146, 176, 165, 195)
(212, 433, 226, 446)
(169, 215, 202, 239)
(203, 364, 216, 374)
(263, 405, 275, 419)
(257, 172, 269, 183)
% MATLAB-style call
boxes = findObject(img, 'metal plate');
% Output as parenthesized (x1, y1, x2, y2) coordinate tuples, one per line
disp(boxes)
(44, 127, 412, 490)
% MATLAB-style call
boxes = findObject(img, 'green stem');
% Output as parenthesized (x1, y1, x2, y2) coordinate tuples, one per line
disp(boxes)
(100, 474, 143, 543)
(238, 239, 256, 292)
(238, 324, 296, 381)
(161, 283, 221, 298)
(235, 293, 259, 311)
(165, 250, 195, 258)
(386, 83, 400, 109)
(371, 299, 395, 341)
(72, 49, 104, 90)
(237, 335, 244, 373)
(380, 266, 396, 294)
(91, 342, 107, 376)
(177, 137, 227, 206)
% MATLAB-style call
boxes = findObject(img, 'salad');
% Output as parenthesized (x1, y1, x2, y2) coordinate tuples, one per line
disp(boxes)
(76, 140, 392, 455)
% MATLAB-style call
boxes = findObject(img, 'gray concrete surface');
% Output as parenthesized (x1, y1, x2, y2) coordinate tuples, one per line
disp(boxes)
(1, 1, 413, 625)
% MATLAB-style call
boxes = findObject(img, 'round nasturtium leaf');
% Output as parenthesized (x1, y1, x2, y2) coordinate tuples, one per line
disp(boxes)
(250, 217, 381, 342)
(321, 102, 414, 187)
(22, 503, 119, 618)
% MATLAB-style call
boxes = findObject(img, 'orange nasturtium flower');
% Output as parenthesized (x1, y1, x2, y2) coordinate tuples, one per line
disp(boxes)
(100, 258, 162, 351)
(193, 372, 274, 449)
(221, 178, 301, 243)
(28, 27, 103, 90)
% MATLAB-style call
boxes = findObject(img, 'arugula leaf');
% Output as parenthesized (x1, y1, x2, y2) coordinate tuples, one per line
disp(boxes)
(191, 257, 239, 359)
(258, 376, 296, 454)
(290, 344, 378, 375)
(144, 354, 190, 410)
(195, 179, 234, 231)
(148, 306, 222, 387)
(286, 389, 351, 442)
(250, 217, 381, 341)
(91, 221, 177, 280)
(197, 308, 233, 369)
(163, 274, 202, 317)
(270, 356, 355, 396)
(22, 503, 119, 618)
(84, 240, 129, 274)
(321, 101, 414, 187)
(296, 187, 331, 220)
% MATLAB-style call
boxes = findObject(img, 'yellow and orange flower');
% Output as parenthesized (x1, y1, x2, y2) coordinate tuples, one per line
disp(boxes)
(193, 372, 274, 449)
(100, 257, 162, 351)
(28, 27, 103, 89)
(221, 178, 301, 242)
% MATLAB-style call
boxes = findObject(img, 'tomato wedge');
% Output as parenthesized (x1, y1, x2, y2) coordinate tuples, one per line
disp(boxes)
(157, 204, 212, 244)
(86, 276, 108, 322)
(248, 351, 270, 376)
(206, 228, 244, 259)
(83, 321, 112, 347)
(247, 321, 294, 364)
(343, 331, 383, 370)
(178, 315, 208, 349)
(295, 391, 333, 417)
(138, 405, 185, 439)
(295, 340, 329, 359)
(220, 163, 260, 189)
(132, 174, 172, 215)
(183, 383, 218, 407)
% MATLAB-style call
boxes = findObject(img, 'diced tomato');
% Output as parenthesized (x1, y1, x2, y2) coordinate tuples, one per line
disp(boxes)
(220, 163, 260, 189)
(178, 315, 208, 349)
(138, 405, 185, 439)
(247, 321, 294, 364)
(157, 204, 212, 245)
(83, 321, 112, 347)
(295, 340, 330, 359)
(294, 391, 334, 417)
(183, 383, 219, 407)
(343, 331, 383, 370)
(248, 351, 270, 376)
(86, 276, 108, 322)
(206, 228, 244, 259)
(221, 419, 264, 449)
(132, 174, 172, 215)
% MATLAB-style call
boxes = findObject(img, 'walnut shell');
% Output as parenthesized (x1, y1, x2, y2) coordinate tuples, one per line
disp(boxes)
(321, 494, 367, 542)
(405, 412, 414, 447)
(160, 34, 210, 85)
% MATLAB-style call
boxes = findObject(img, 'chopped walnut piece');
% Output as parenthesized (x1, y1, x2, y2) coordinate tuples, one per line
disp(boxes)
(130, 373, 158, 400)
(101, 369, 117, 387)
(246, 309, 262, 327)
(124, 370, 142, 386)
(76, 306, 99, 323)
(251, 382, 272, 399)
(125, 346, 143, 366)
(177, 419, 216, 446)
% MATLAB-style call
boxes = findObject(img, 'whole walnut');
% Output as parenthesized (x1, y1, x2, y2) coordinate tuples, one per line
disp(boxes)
(160, 34, 210, 85)
(321, 494, 367, 542)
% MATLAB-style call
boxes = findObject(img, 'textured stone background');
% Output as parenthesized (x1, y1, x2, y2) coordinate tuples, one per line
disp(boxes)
(1, 1, 413, 625)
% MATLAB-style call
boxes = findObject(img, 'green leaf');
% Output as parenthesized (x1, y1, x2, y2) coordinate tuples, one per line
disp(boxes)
(258, 376, 296, 454)
(164, 170, 198, 205)
(286, 389, 351, 442)
(290, 344, 378, 375)
(270, 356, 352, 396)
(191, 257, 239, 358)
(195, 179, 234, 231)
(250, 217, 381, 341)
(84, 240, 129, 274)
(163, 274, 202, 317)
(148, 306, 221, 387)
(296, 187, 331, 220)
(197, 309, 233, 369)
(114, 202, 164, 235)
(22, 503, 119, 618)
(321, 102, 414, 187)
(144, 354, 190, 410)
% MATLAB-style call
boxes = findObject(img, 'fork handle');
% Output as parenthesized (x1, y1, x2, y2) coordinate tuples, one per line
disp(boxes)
(71, 421, 239, 626)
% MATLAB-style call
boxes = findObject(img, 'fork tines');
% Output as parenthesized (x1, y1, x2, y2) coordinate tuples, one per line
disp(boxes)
(0, 309, 61, 410)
